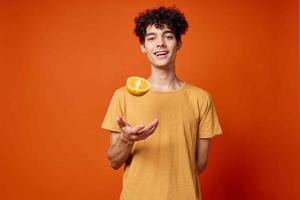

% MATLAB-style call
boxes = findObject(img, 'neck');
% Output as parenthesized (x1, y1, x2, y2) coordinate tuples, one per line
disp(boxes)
(147, 64, 183, 91)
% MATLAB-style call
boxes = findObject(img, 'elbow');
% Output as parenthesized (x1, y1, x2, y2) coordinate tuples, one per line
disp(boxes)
(107, 151, 122, 170)
(197, 161, 208, 174)
(109, 161, 122, 170)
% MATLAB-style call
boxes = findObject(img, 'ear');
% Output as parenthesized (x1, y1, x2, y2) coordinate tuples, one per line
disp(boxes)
(140, 44, 146, 54)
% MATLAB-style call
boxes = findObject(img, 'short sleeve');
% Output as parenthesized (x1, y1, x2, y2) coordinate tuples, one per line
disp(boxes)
(101, 89, 124, 133)
(198, 94, 223, 138)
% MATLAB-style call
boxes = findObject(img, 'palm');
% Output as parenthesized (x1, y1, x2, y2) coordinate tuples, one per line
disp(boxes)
(116, 116, 159, 141)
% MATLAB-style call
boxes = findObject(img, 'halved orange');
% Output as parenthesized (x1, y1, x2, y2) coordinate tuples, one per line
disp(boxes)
(126, 76, 150, 96)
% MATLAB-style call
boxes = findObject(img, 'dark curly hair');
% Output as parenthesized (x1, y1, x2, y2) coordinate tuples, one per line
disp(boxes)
(134, 6, 189, 44)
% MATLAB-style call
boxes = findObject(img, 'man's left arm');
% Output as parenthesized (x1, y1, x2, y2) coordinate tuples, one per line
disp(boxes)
(196, 138, 211, 174)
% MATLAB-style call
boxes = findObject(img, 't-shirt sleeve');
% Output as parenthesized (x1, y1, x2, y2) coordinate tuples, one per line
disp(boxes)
(198, 94, 223, 138)
(101, 89, 124, 133)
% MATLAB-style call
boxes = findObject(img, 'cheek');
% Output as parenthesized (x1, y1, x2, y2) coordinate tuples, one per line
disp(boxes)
(146, 45, 154, 51)
(145, 47, 154, 56)
(146, 52, 154, 60)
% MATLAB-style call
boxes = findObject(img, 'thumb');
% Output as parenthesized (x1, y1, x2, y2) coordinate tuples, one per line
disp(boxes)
(116, 116, 131, 128)
(116, 116, 125, 128)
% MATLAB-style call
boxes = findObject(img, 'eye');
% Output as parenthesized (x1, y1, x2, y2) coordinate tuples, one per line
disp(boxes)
(166, 35, 174, 39)
(147, 37, 155, 41)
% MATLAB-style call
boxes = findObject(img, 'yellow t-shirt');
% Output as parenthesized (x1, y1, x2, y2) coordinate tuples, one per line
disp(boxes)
(101, 82, 223, 200)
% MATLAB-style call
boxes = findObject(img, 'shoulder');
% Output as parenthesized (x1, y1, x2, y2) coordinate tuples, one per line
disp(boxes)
(184, 83, 215, 109)
(106, 86, 128, 104)
(114, 86, 127, 94)
(112, 86, 128, 97)
(184, 83, 211, 99)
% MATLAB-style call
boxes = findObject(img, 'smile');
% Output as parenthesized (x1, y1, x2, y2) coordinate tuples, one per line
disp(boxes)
(154, 51, 169, 59)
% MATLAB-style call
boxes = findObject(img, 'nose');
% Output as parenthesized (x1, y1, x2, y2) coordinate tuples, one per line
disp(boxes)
(156, 36, 166, 47)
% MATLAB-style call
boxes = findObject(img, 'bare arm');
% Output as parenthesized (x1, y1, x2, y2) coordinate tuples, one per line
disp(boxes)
(196, 138, 211, 174)
(107, 132, 134, 170)
(107, 116, 159, 170)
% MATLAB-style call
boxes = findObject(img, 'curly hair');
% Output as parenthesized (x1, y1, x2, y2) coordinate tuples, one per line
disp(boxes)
(133, 6, 189, 44)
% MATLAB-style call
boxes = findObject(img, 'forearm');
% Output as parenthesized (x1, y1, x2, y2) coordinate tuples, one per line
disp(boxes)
(196, 139, 210, 175)
(107, 133, 134, 170)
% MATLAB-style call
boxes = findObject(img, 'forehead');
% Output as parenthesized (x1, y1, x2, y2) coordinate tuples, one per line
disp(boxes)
(145, 24, 173, 35)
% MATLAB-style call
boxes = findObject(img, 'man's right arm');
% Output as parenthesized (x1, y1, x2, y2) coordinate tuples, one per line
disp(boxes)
(107, 132, 134, 170)
(106, 116, 159, 170)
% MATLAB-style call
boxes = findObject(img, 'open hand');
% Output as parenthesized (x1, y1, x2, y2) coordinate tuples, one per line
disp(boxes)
(116, 116, 159, 142)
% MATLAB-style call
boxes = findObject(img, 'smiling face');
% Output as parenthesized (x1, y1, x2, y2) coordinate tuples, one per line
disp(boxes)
(140, 24, 181, 69)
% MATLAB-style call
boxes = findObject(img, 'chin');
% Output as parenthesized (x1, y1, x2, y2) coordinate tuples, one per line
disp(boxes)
(153, 64, 171, 69)
(151, 60, 169, 66)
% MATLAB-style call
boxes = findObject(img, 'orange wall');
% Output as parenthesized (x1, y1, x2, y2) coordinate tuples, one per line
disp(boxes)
(1, 0, 299, 199)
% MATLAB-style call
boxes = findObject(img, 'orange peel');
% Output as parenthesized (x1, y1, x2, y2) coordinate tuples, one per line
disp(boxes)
(126, 76, 150, 96)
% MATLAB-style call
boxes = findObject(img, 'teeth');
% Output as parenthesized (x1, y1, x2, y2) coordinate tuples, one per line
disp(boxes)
(155, 52, 168, 56)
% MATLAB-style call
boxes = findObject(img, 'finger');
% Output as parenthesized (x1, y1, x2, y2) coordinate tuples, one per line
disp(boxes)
(147, 124, 158, 135)
(137, 124, 153, 134)
(120, 116, 132, 127)
(149, 118, 159, 125)
(136, 125, 157, 141)
(137, 119, 159, 134)
(116, 116, 131, 128)
(134, 119, 159, 141)
(116, 116, 136, 135)
(121, 124, 144, 135)
(130, 124, 145, 134)
(137, 121, 158, 139)
(150, 118, 159, 128)
(116, 116, 125, 128)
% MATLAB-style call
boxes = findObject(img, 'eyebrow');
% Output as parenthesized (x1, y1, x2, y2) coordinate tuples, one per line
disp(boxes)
(145, 30, 174, 37)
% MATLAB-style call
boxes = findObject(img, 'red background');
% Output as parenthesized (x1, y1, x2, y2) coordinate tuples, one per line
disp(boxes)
(1, 0, 299, 199)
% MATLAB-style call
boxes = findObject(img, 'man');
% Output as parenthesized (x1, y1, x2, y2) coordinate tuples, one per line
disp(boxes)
(102, 6, 222, 200)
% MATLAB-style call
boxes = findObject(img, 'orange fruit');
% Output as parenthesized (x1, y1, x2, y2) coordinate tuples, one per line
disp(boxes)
(126, 76, 150, 96)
